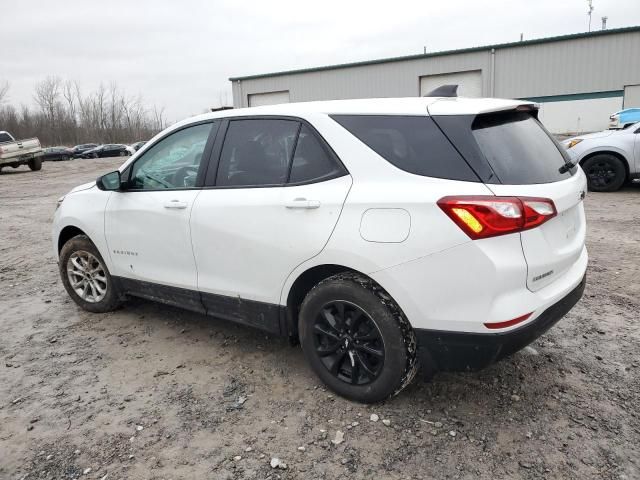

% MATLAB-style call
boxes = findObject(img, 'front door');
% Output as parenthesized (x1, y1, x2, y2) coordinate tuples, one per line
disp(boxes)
(190, 118, 351, 332)
(104, 121, 217, 299)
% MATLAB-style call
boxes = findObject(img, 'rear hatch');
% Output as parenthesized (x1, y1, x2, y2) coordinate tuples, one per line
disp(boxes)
(432, 108, 587, 291)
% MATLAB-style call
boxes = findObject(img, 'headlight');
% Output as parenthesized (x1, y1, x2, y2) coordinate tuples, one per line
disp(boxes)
(565, 139, 583, 149)
(56, 195, 66, 210)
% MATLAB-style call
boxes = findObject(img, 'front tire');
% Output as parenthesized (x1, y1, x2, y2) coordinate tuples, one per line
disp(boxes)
(299, 273, 418, 403)
(28, 157, 42, 171)
(59, 235, 121, 313)
(582, 154, 626, 192)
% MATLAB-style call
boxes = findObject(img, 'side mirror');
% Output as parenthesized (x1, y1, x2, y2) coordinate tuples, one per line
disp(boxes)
(96, 170, 122, 191)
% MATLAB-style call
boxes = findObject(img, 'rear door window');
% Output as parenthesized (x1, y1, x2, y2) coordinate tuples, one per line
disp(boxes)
(331, 115, 479, 182)
(216, 119, 299, 187)
(470, 111, 574, 184)
(289, 125, 345, 183)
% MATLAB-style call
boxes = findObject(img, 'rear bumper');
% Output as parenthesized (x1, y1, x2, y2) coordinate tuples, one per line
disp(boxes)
(415, 273, 586, 375)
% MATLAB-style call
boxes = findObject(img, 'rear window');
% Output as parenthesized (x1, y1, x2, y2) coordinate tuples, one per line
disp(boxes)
(0, 132, 13, 143)
(471, 111, 574, 184)
(331, 115, 479, 182)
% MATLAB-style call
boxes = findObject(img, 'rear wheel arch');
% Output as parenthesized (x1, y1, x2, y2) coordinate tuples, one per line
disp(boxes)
(285, 264, 414, 335)
(296, 270, 419, 401)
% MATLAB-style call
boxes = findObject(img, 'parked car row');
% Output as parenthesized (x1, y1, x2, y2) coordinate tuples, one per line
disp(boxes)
(40, 142, 149, 161)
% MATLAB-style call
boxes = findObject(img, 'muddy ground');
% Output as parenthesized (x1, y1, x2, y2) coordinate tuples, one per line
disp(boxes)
(1, 158, 639, 480)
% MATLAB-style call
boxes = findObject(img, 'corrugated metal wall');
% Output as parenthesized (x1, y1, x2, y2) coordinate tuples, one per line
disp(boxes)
(231, 29, 640, 108)
(494, 31, 640, 98)
(232, 50, 492, 107)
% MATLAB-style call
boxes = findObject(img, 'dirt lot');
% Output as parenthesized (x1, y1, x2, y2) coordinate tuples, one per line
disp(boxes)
(1, 158, 639, 480)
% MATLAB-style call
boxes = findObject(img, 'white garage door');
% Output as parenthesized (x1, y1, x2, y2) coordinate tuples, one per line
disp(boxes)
(248, 90, 290, 107)
(420, 70, 482, 98)
(624, 84, 640, 108)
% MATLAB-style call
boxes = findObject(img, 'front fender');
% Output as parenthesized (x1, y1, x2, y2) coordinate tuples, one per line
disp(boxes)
(52, 187, 113, 271)
(574, 144, 632, 165)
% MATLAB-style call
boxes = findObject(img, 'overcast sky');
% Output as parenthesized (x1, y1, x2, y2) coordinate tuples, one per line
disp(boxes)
(2, 0, 640, 122)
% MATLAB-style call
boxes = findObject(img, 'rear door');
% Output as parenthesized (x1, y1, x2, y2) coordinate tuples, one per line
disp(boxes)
(461, 110, 587, 291)
(190, 117, 351, 331)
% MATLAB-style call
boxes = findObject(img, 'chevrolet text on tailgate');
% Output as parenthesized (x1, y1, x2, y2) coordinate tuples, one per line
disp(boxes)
(53, 87, 588, 403)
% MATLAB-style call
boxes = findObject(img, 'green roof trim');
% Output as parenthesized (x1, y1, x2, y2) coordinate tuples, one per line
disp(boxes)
(229, 25, 640, 82)
(520, 90, 624, 103)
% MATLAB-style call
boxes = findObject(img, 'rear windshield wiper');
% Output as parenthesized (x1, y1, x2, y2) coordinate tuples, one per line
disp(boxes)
(558, 160, 577, 174)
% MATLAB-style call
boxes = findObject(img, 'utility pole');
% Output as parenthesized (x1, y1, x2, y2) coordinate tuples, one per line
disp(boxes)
(601, 16, 608, 30)
(587, 0, 594, 32)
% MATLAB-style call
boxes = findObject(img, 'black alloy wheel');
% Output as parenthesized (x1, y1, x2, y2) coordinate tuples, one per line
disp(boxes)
(313, 300, 385, 385)
(582, 154, 626, 192)
(299, 273, 418, 403)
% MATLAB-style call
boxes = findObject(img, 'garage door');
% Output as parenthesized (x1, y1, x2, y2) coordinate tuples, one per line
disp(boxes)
(420, 70, 482, 98)
(248, 90, 290, 107)
(624, 84, 640, 108)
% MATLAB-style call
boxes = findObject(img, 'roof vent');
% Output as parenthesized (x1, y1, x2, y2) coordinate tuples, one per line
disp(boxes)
(424, 84, 458, 98)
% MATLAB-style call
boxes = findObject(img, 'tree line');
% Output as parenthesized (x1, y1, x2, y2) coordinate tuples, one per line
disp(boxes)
(0, 77, 167, 147)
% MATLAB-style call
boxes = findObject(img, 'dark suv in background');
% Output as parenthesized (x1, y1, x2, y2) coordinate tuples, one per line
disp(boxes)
(80, 144, 130, 158)
(71, 144, 98, 158)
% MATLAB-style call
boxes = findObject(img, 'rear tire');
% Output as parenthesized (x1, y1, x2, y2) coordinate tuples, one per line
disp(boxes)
(582, 154, 626, 192)
(59, 235, 121, 313)
(28, 157, 42, 171)
(299, 273, 418, 403)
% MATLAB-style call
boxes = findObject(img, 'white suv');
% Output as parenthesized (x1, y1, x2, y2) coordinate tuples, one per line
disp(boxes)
(53, 96, 588, 403)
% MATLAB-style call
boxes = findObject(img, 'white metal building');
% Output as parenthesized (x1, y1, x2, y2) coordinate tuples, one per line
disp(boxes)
(230, 26, 640, 134)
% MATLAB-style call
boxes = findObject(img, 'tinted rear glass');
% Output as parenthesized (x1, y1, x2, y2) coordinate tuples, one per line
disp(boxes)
(331, 115, 479, 182)
(471, 111, 574, 184)
(0, 132, 13, 143)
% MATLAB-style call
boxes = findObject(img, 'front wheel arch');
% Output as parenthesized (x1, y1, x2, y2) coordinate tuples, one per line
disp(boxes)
(57, 226, 95, 255)
(579, 150, 630, 178)
(580, 151, 629, 191)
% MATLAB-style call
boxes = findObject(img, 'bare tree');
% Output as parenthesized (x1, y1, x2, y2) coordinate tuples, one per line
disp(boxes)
(152, 105, 166, 131)
(0, 80, 9, 104)
(33, 76, 62, 121)
(0, 77, 166, 146)
(62, 80, 77, 123)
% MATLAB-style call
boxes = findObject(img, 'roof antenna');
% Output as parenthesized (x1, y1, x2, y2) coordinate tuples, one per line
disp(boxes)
(424, 84, 458, 97)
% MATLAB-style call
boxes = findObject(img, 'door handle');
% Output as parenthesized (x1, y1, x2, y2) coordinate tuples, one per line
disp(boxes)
(164, 200, 188, 209)
(285, 198, 321, 209)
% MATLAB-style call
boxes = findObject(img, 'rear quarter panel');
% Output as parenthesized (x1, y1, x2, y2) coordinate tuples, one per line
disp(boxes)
(279, 112, 496, 305)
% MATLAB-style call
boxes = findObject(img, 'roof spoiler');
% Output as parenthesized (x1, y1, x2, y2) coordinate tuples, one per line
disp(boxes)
(424, 84, 458, 97)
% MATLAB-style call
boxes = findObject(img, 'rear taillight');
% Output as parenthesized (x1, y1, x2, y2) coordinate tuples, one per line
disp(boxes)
(437, 195, 557, 240)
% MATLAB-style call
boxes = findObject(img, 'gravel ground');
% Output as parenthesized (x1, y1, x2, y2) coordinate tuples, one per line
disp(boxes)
(1, 158, 639, 480)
